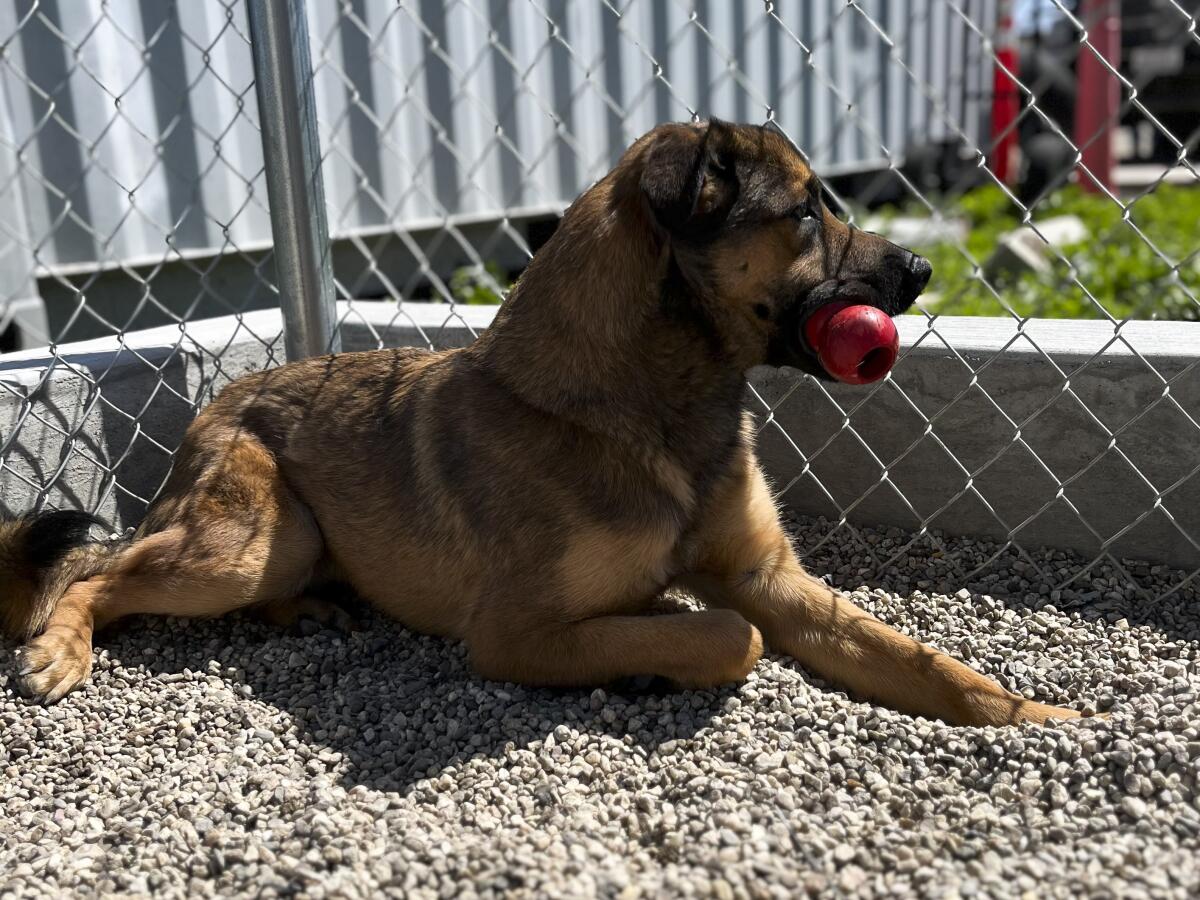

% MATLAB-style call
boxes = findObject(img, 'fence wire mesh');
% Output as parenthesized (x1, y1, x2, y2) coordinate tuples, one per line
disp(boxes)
(0, 0, 285, 522)
(1, 0, 1199, 605)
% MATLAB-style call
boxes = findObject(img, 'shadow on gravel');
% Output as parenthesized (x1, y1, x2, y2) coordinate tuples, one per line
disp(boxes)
(70, 606, 732, 795)
(789, 520, 1200, 647)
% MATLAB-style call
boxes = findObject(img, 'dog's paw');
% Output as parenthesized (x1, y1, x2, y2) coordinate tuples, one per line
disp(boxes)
(670, 611, 763, 689)
(255, 594, 361, 635)
(1015, 700, 1110, 726)
(15, 628, 94, 704)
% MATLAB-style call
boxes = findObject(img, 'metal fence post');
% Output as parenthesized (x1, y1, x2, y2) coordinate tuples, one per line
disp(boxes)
(246, 0, 340, 360)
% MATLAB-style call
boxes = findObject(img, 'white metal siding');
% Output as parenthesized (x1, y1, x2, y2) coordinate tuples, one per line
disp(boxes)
(0, 0, 999, 274)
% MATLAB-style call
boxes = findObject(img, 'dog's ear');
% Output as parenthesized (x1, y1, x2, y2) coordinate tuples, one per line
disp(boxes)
(640, 120, 738, 237)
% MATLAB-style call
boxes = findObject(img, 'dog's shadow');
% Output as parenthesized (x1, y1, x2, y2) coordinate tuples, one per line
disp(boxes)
(71, 606, 733, 796)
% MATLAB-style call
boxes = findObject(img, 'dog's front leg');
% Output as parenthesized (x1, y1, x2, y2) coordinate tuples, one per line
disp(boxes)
(681, 458, 1084, 727)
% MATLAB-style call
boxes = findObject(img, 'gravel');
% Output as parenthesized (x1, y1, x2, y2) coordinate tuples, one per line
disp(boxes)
(2, 514, 1199, 899)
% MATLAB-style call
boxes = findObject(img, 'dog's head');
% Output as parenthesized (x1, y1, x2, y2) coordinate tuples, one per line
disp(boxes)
(634, 120, 931, 379)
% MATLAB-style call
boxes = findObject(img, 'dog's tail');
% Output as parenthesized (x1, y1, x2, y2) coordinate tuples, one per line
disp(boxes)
(0, 510, 125, 641)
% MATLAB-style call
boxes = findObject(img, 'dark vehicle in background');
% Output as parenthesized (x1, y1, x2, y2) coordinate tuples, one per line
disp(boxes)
(1121, 0, 1200, 162)
(1019, 0, 1200, 199)
(835, 2, 1200, 208)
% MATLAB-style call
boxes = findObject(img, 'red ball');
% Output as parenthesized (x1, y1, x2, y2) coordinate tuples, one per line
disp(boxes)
(802, 303, 899, 385)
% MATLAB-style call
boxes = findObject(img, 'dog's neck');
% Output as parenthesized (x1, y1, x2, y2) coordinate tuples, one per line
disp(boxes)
(469, 172, 747, 456)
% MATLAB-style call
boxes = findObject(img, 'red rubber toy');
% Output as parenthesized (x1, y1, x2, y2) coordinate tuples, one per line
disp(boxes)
(802, 300, 899, 385)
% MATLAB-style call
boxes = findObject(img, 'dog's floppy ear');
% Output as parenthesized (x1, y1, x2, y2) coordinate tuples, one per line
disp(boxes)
(640, 120, 738, 237)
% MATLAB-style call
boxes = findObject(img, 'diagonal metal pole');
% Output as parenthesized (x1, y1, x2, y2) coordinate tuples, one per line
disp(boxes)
(246, 0, 340, 360)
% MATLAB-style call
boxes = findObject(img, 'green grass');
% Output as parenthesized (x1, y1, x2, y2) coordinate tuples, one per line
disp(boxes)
(443, 186, 1200, 321)
(885, 183, 1200, 321)
(449, 261, 510, 305)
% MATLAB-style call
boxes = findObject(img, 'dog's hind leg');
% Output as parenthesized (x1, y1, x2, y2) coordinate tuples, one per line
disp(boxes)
(254, 592, 359, 634)
(17, 438, 323, 703)
(467, 607, 763, 689)
(677, 455, 1085, 727)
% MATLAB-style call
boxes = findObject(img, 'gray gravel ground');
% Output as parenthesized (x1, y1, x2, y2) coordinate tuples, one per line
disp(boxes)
(2, 513, 1199, 899)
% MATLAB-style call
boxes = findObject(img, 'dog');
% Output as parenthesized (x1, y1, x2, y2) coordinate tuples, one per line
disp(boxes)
(1, 121, 1083, 726)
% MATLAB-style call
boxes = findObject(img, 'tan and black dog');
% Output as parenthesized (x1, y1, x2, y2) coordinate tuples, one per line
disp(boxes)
(1, 121, 1082, 726)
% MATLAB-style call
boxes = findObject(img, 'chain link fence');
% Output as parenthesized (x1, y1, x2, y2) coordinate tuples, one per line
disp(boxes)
(1, 0, 1199, 604)
(0, 0, 292, 529)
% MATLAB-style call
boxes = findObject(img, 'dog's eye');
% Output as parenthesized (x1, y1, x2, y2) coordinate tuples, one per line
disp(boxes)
(789, 201, 817, 222)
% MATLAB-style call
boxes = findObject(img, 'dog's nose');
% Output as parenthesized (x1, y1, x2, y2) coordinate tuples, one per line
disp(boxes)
(901, 252, 933, 302)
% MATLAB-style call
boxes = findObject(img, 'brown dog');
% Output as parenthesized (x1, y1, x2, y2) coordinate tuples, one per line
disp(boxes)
(2, 121, 1081, 726)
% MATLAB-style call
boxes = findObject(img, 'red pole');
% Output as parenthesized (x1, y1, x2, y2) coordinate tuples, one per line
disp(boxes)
(990, 0, 1019, 184)
(1074, 0, 1121, 193)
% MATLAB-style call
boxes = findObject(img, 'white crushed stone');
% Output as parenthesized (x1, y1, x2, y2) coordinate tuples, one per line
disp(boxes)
(2, 514, 1199, 898)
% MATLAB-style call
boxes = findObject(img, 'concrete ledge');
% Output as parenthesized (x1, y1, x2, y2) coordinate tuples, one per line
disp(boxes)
(3, 303, 1199, 570)
(0, 309, 287, 527)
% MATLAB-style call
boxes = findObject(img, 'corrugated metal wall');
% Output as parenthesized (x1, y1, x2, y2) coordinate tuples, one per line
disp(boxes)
(0, 0, 998, 277)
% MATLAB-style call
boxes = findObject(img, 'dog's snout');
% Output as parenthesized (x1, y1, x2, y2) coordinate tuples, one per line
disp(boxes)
(846, 227, 933, 311)
(902, 254, 931, 292)
(909, 254, 933, 292)
(903, 253, 933, 300)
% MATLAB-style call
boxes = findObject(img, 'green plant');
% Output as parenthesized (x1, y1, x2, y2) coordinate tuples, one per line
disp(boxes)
(881, 183, 1200, 320)
(449, 261, 510, 305)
